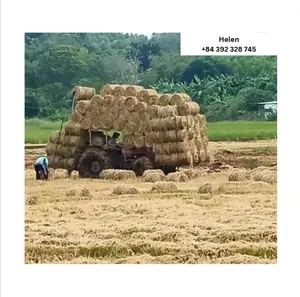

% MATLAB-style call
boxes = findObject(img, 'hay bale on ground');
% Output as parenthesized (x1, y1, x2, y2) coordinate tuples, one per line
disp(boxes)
(112, 185, 140, 195)
(125, 85, 144, 96)
(99, 169, 136, 180)
(143, 170, 166, 183)
(151, 182, 178, 193)
(73, 86, 95, 101)
(198, 183, 218, 195)
(179, 168, 205, 179)
(166, 172, 188, 182)
(228, 170, 252, 181)
(253, 171, 277, 184)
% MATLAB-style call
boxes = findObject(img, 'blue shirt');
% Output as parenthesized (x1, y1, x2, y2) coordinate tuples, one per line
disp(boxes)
(35, 156, 49, 172)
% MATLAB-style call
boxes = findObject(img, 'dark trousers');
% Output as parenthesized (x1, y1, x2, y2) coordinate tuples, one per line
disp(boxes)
(34, 164, 48, 180)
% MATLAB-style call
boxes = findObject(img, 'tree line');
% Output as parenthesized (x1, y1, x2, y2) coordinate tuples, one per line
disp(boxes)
(25, 33, 277, 122)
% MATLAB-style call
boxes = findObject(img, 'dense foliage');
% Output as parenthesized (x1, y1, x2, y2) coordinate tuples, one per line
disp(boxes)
(25, 33, 277, 121)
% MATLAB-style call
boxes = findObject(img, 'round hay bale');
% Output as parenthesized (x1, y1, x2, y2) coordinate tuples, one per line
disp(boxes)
(198, 183, 214, 194)
(128, 112, 140, 125)
(137, 89, 158, 103)
(228, 170, 252, 181)
(64, 158, 76, 171)
(113, 95, 126, 109)
(46, 143, 59, 155)
(100, 84, 120, 96)
(155, 152, 193, 166)
(179, 168, 204, 179)
(153, 141, 190, 155)
(166, 172, 188, 182)
(102, 118, 113, 131)
(112, 185, 140, 195)
(147, 105, 160, 119)
(143, 169, 166, 182)
(76, 100, 90, 116)
(49, 131, 65, 144)
(123, 123, 135, 136)
(124, 96, 138, 112)
(133, 135, 145, 148)
(65, 189, 76, 197)
(170, 93, 192, 105)
(71, 111, 83, 123)
(103, 95, 114, 108)
(177, 102, 200, 116)
(151, 182, 178, 193)
(125, 85, 144, 97)
(79, 116, 91, 130)
(90, 95, 104, 109)
(135, 102, 148, 113)
(123, 135, 135, 148)
(80, 187, 92, 198)
(73, 86, 95, 101)
(148, 95, 160, 105)
(113, 85, 130, 96)
(113, 118, 127, 130)
(64, 121, 86, 136)
(139, 111, 151, 124)
(253, 171, 277, 184)
(157, 106, 178, 118)
(59, 146, 77, 158)
(62, 135, 86, 148)
(99, 169, 136, 181)
(149, 116, 194, 132)
(158, 94, 172, 106)
(156, 130, 188, 142)
(247, 181, 272, 188)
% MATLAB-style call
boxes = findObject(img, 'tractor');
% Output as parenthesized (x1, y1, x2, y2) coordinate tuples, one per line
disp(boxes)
(76, 130, 176, 178)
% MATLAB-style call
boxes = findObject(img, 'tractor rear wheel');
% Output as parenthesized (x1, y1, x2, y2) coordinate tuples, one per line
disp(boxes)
(77, 147, 113, 178)
(132, 156, 153, 177)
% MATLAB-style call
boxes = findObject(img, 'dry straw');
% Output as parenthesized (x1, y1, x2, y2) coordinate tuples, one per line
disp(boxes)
(113, 85, 130, 96)
(125, 85, 144, 97)
(137, 89, 158, 103)
(100, 169, 136, 181)
(166, 172, 188, 182)
(177, 101, 200, 116)
(143, 169, 166, 183)
(64, 121, 86, 136)
(100, 84, 120, 96)
(158, 94, 172, 106)
(170, 93, 192, 105)
(76, 100, 90, 116)
(124, 96, 138, 112)
(73, 86, 95, 101)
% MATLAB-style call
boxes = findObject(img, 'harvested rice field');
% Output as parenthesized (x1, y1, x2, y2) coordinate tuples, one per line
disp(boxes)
(24, 140, 277, 264)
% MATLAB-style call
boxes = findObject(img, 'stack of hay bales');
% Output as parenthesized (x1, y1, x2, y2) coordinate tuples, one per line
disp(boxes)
(145, 93, 212, 167)
(46, 86, 95, 170)
(46, 84, 212, 171)
(46, 122, 88, 171)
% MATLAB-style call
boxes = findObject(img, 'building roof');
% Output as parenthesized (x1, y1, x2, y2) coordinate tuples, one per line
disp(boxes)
(257, 101, 277, 105)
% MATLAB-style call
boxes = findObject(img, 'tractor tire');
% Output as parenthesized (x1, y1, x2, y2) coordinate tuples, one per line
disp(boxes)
(132, 156, 153, 177)
(77, 147, 113, 178)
